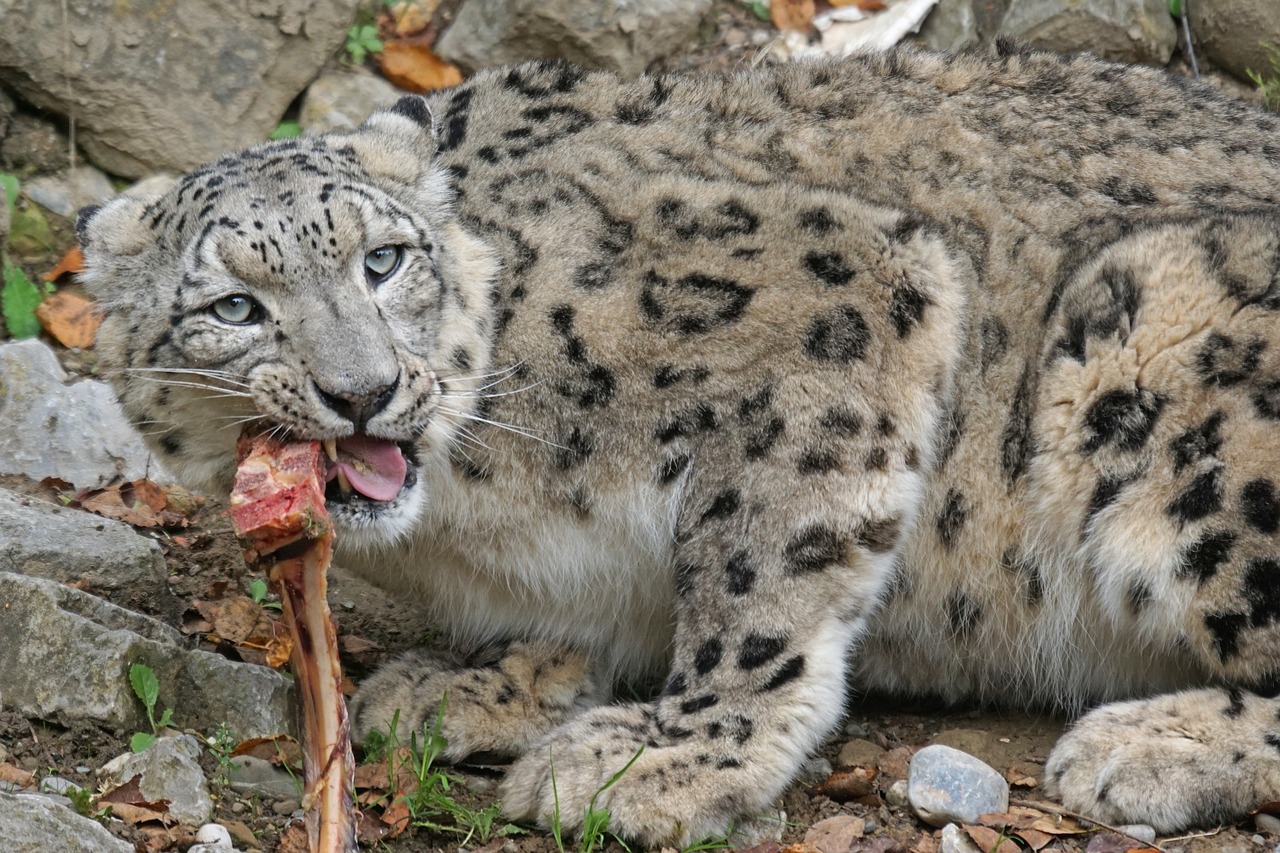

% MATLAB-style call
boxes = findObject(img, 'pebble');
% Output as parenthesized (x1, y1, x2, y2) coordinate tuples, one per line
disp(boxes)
(39, 776, 81, 796)
(1258, 814, 1280, 835)
(194, 823, 233, 846)
(843, 721, 869, 738)
(885, 778, 909, 808)
(798, 755, 834, 783)
(0, 744, 7, 763)
(74, 766, 90, 775)
(907, 744, 1009, 827)
(272, 798, 300, 816)
(940, 823, 982, 853)
(838, 738, 885, 767)
(723, 28, 747, 46)
(231, 801, 247, 814)
(1116, 825, 1157, 844)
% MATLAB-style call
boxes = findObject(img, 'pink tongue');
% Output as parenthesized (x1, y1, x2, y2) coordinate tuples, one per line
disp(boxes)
(329, 434, 407, 502)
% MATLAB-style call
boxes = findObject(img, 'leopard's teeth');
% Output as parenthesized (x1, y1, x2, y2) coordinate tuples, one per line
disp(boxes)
(335, 467, 352, 494)
(322, 439, 338, 462)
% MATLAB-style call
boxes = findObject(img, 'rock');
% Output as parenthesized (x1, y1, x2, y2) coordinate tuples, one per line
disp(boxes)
(0, 112, 69, 173)
(1116, 825, 1157, 844)
(798, 755, 834, 783)
(908, 744, 1009, 827)
(227, 755, 302, 800)
(272, 797, 301, 816)
(100, 734, 212, 826)
(1258, 814, 1280, 835)
(23, 166, 116, 219)
(728, 808, 787, 848)
(0, 339, 170, 488)
(300, 69, 405, 135)
(837, 737, 885, 768)
(918, 0, 980, 52)
(1189, 0, 1280, 84)
(436, 0, 714, 77)
(804, 815, 866, 853)
(0, 1, 360, 178)
(0, 791, 135, 852)
(196, 823, 234, 845)
(885, 778, 909, 807)
(38, 777, 81, 796)
(998, 0, 1176, 65)
(0, 486, 172, 610)
(0, 572, 293, 737)
(941, 823, 983, 853)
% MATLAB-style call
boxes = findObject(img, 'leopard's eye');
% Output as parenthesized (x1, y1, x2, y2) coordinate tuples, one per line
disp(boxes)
(364, 245, 402, 284)
(211, 294, 260, 325)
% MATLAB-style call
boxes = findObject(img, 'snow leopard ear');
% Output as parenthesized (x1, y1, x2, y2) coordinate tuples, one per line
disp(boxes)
(349, 95, 437, 184)
(76, 194, 158, 259)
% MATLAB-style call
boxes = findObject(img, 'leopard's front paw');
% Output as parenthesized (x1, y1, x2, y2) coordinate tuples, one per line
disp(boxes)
(1045, 689, 1275, 832)
(501, 704, 762, 847)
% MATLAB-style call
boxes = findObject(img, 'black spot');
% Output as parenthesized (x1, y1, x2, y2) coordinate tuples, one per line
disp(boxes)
(674, 562, 702, 598)
(389, 95, 433, 128)
(574, 261, 613, 290)
(657, 453, 691, 484)
(1254, 380, 1280, 420)
(694, 639, 723, 675)
(654, 365, 710, 389)
(554, 427, 595, 470)
(1242, 479, 1280, 533)
(716, 758, 742, 770)
(1053, 266, 1140, 362)
(936, 489, 967, 550)
(656, 403, 719, 444)
(738, 634, 787, 670)
(1099, 176, 1157, 206)
(725, 551, 756, 596)
(699, 489, 741, 524)
(784, 525, 846, 574)
(1244, 558, 1280, 628)
(663, 672, 687, 696)
(804, 305, 871, 363)
(856, 516, 901, 554)
(1170, 411, 1224, 474)
(1205, 611, 1248, 660)
(1001, 369, 1034, 484)
(738, 385, 773, 419)
(1127, 581, 1153, 615)
(680, 694, 719, 715)
(1087, 474, 1131, 528)
(1168, 468, 1223, 525)
(804, 251, 855, 286)
(159, 434, 183, 455)
(798, 448, 841, 475)
(1177, 531, 1236, 585)
(947, 591, 981, 636)
(888, 286, 930, 337)
(1266, 733, 1280, 754)
(1225, 688, 1245, 718)
(640, 271, 755, 335)
(980, 317, 1009, 373)
(864, 447, 888, 471)
(1081, 388, 1164, 453)
(744, 418, 785, 459)
(548, 305, 616, 408)
(876, 414, 895, 436)
(759, 655, 805, 692)
(1196, 333, 1265, 387)
(820, 406, 862, 436)
(798, 207, 839, 235)
(1003, 551, 1045, 605)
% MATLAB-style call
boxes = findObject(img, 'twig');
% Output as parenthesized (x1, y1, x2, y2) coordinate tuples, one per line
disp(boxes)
(1159, 827, 1223, 844)
(1010, 797, 1166, 852)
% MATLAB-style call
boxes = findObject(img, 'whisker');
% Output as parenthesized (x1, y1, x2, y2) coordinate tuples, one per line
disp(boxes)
(122, 366, 251, 386)
(438, 405, 565, 450)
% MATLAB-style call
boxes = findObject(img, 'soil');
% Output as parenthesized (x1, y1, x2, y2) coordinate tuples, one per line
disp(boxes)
(3, 2, 1279, 852)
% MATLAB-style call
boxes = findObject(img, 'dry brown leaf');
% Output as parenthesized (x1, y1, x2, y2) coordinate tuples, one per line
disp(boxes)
(381, 793, 412, 837)
(104, 801, 176, 826)
(829, 0, 887, 8)
(75, 479, 204, 528)
(210, 596, 269, 645)
(963, 825, 1019, 853)
(377, 40, 462, 92)
(35, 291, 102, 349)
(266, 631, 294, 669)
(771, 0, 816, 31)
(813, 766, 877, 801)
(136, 825, 189, 852)
(0, 763, 35, 789)
(43, 245, 86, 281)
(804, 815, 866, 852)
(231, 734, 302, 768)
(277, 820, 311, 853)
(221, 819, 263, 850)
(357, 809, 395, 844)
(388, 0, 438, 36)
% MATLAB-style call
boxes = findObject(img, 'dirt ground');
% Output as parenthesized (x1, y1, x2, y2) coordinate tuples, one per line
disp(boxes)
(3, 2, 1280, 852)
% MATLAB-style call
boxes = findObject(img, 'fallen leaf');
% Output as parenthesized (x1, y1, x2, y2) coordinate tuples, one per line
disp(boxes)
(43, 245, 86, 281)
(813, 766, 877, 801)
(381, 793, 412, 837)
(1085, 832, 1159, 853)
(830, 0, 887, 9)
(771, 0, 816, 31)
(266, 631, 294, 669)
(137, 825, 189, 852)
(963, 825, 1018, 853)
(357, 809, 394, 844)
(208, 595, 269, 645)
(221, 819, 263, 850)
(231, 734, 302, 769)
(388, 0, 439, 36)
(377, 40, 462, 92)
(0, 763, 35, 789)
(804, 815, 865, 853)
(35, 291, 101, 348)
(74, 479, 204, 528)
(277, 820, 310, 853)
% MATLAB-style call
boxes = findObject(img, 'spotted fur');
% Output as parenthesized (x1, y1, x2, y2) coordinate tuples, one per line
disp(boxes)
(79, 43, 1280, 845)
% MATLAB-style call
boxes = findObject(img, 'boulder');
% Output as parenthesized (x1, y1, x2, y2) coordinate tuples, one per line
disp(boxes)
(300, 69, 405, 135)
(1189, 0, 1280, 84)
(999, 0, 1177, 65)
(918, 0, 981, 52)
(100, 735, 213, 825)
(436, 0, 714, 77)
(0, 791, 134, 853)
(0, 0, 361, 178)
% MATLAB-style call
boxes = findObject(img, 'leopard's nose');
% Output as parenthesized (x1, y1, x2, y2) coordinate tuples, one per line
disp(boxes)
(313, 373, 399, 430)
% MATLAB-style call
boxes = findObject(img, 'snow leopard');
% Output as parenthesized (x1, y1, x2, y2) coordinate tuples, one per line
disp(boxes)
(77, 42, 1280, 846)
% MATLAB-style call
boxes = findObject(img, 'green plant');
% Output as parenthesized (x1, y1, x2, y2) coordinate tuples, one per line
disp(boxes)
(740, 0, 769, 22)
(248, 577, 282, 611)
(206, 722, 239, 787)
(2, 258, 51, 339)
(0, 173, 17, 218)
(127, 663, 174, 752)
(548, 744, 644, 853)
(1246, 42, 1280, 112)
(270, 121, 302, 141)
(345, 22, 383, 65)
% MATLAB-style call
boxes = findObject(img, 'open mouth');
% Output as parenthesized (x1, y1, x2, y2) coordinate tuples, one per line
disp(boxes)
(320, 433, 418, 506)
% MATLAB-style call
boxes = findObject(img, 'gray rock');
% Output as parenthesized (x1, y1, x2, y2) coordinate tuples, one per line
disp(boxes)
(1258, 814, 1280, 835)
(0, 572, 293, 737)
(436, 0, 714, 77)
(227, 755, 302, 800)
(38, 777, 81, 796)
(999, 0, 1177, 65)
(0, 790, 134, 853)
(0, 339, 170, 488)
(798, 755, 834, 783)
(23, 166, 116, 219)
(1189, 0, 1280, 84)
(0, 112, 69, 173)
(300, 69, 404, 135)
(919, 0, 980, 52)
(100, 735, 212, 826)
(1116, 825, 1157, 844)
(0, 486, 172, 611)
(0, 0, 360, 178)
(727, 808, 787, 848)
(908, 744, 1009, 827)
(941, 823, 983, 853)
(885, 778, 909, 808)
